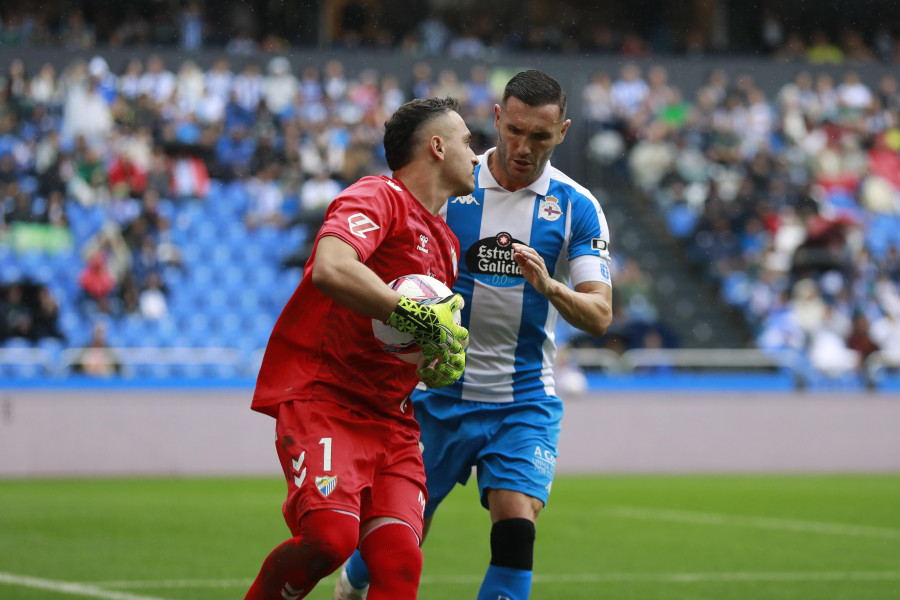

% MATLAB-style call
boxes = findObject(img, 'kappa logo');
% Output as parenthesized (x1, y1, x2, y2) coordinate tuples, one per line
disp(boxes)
(452, 194, 480, 205)
(418, 490, 427, 515)
(316, 475, 338, 497)
(417, 234, 429, 253)
(538, 195, 563, 221)
(348, 213, 380, 238)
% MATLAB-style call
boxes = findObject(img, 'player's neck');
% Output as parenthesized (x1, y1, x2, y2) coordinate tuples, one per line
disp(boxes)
(487, 149, 533, 193)
(393, 170, 446, 216)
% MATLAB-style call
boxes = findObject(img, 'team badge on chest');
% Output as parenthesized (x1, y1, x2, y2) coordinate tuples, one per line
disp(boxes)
(316, 475, 338, 497)
(538, 196, 563, 221)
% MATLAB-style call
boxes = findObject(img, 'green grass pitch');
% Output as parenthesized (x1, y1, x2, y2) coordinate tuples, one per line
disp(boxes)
(1, 475, 899, 599)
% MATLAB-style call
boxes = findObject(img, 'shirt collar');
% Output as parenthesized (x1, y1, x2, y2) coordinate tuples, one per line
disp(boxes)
(478, 148, 552, 196)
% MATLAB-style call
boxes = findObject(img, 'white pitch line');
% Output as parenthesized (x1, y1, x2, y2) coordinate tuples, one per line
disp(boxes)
(92, 571, 900, 589)
(603, 506, 900, 540)
(0, 572, 166, 600)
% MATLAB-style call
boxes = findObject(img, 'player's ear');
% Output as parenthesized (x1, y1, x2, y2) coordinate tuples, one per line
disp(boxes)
(557, 119, 571, 145)
(429, 135, 444, 160)
(493, 103, 501, 131)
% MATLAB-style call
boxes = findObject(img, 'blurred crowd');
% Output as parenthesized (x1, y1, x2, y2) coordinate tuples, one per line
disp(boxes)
(0, 51, 674, 369)
(4, 46, 899, 381)
(2, 1, 900, 63)
(584, 63, 900, 379)
(0, 53, 561, 351)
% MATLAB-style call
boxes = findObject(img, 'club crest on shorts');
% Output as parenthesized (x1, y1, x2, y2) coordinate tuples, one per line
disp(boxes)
(315, 475, 338, 497)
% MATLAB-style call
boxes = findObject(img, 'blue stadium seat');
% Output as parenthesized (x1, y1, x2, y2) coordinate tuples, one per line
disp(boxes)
(722, 271, 751, 307)
(36, 337, 65, 359)
(8, 363, 42, 379)
(3, 337, 32, 349)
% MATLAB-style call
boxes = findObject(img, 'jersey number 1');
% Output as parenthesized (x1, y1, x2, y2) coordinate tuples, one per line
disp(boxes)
(319, 437, 332, 471)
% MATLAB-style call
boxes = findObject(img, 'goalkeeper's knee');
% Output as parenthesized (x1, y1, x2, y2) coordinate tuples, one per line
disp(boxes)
(489, 518, 536, 571)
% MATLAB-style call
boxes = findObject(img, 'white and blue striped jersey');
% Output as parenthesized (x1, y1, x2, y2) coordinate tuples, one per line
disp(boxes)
(431, 149, 612, 403)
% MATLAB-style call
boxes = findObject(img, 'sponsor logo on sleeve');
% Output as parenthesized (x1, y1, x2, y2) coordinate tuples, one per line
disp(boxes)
(591, 238, 608, 252)
(348, 213, 380, 238)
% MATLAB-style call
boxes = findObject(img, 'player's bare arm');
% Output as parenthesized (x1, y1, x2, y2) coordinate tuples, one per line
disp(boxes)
(311, 235, 400, 321)
(513, 242, 612, 338)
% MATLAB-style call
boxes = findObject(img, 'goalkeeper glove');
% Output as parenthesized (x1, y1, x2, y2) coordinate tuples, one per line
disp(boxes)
(387, 293, 469, 366)
(417, 349, 466, 388)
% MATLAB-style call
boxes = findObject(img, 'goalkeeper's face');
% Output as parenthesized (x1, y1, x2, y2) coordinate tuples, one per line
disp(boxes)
(440, 110, 479, 197)
(492, 96, 571, 191)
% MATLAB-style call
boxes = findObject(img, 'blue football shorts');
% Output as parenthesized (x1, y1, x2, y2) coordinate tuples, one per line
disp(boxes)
(411, 391, 562, 517)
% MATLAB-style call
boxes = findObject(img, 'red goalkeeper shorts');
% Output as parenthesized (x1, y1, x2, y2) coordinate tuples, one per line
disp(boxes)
(274, 399, 427, 541)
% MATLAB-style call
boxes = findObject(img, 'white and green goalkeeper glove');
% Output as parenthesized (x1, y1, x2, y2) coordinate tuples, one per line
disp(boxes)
(387, 294, 468, 388)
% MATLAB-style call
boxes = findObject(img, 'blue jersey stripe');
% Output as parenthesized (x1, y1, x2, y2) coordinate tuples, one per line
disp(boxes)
(511, 186, 568, 399)
(443, 178, 486, 399)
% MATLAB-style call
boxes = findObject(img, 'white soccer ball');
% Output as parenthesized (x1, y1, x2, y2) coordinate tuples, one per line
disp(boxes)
(372, 274, 461, 364)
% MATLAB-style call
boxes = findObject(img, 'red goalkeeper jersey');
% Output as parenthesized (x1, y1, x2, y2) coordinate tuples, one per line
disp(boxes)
(251, 175, 461, 421)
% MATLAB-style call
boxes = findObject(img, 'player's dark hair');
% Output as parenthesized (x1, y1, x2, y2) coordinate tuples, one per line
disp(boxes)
(384, 97, 461, 171)
(502, 70, 567, 121)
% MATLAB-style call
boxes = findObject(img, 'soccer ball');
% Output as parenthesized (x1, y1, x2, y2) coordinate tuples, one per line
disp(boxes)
(372, 274, 460, 364)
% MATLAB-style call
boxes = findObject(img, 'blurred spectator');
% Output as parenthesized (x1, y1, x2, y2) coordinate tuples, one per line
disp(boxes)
(139, 55, 177, 107)
(1, 282, 32, 339)
(232, 62, 264, 116)
(145, 146, 172, 197)
(870, 310, 900, 367)
(138, 271, 168, 320)
(30, 285, 63, 341)
(807, 30, 844, 64)
(170, 147, 210, 199)
(29, 63, 62, 107)
(847, 312, 879, 363)
(74, 322, 120, 376)
(263, 56, 298, 119)
(111, 8, 152, 47)
(244, 162, 284, 229)
(61, 64, 112, 146)
(179, 1, 205, 50)
(108, 149, 148, 199)
(78, 250, 116, 314)
(59, 9, 96, 50)
(68, 144, 110, 207)
(215, 124, 255, 180)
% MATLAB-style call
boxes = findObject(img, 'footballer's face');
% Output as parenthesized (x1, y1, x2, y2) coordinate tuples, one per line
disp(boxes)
(441, 110, 479, 197)
(491, 96, 570, 192)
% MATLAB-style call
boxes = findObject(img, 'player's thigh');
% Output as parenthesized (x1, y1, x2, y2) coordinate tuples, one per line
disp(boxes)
(477, 400, 562, 511)
(413, 393, 485, 513)
(363, 426, 427, 541)
(275, 400, 385, 536)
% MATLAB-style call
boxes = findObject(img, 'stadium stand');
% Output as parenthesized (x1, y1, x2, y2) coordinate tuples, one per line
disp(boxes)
(1, 1, 900, 390)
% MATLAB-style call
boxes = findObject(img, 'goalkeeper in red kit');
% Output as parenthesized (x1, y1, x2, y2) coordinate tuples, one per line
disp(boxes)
(245, 97, 478, 600)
